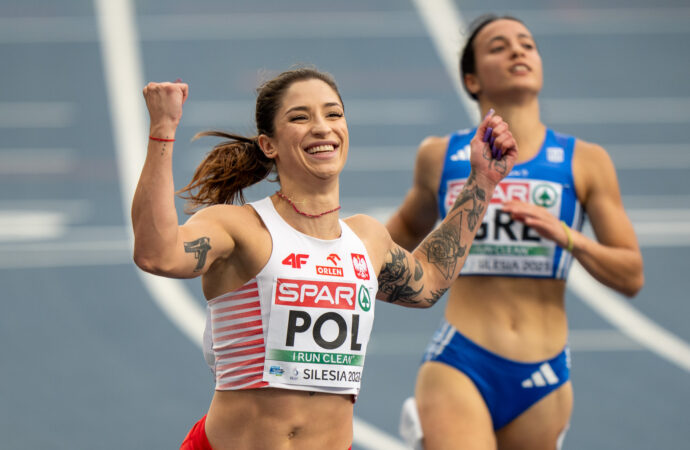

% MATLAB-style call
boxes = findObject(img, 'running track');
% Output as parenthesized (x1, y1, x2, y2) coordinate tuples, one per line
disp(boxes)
(1, 0, 689, 448)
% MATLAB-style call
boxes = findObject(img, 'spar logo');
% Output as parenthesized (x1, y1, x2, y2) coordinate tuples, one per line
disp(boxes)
(532, 184, 558, 208)
(316, 253, 343, 277)
(275, 278, 356, 310)
(351, 253, 370, 280)
(445, 180, 530, 210)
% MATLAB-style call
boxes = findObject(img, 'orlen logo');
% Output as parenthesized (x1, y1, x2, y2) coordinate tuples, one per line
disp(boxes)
(445, 180, 530, 210)
(351, 253, 370, 280)
(275, 278, 356, 310)
(316, 253, 343, 277)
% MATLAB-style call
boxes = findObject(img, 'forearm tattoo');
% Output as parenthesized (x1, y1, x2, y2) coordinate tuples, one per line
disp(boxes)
(421, 173, 487, 279)
(449, 174, 486, 231)
(424, 288, 448, 306)
(379, 247, 423, 304)
(184, 237, 212, 271)
(421, 211, 467, 279)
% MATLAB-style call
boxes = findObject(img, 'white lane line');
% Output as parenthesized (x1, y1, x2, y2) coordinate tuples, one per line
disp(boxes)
(353, 417, 409, 450)
(567, 329, 644, 352)
(542, 98, 690, 125)
(5, 9, 690, 43)
(0, 102, 76, 128)
(0, 205, 687, 270)
(349, 205, 690, 247)
(93, 1, 402, 448)
(183, 99, 442, 128)
(569, 263, 690, 372)
(94, 0, 204, 348)
(477, 7, 690, 36)
(0, 245, 131, 270)
(410, 0, 477, 124)
(0, 148, 76, 174)
(0, 210, 68, 241)
(367, 329, 642, 355)
(412, 0, 690, 374)
(343, 143, 690, 172)
(622, 195, 690, 209)
(606, 144, 690, 170)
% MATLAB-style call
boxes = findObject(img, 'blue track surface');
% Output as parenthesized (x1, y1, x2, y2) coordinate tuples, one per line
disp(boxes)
(1, 1, 688, 448)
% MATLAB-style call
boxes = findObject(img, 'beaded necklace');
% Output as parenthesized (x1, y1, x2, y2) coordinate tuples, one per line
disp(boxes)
(275, 191, 341, 218)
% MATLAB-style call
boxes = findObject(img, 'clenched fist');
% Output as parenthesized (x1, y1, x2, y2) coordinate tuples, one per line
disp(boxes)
(469, 110, 518, 187)
(143, 81, 189, 136)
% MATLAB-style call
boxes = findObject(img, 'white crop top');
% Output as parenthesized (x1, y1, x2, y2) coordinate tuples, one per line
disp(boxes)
(203, 197, 378, 395)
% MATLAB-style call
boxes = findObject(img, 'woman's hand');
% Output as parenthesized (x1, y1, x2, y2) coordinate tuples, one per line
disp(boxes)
(142, 80, 189, 135)
(501, 200, 571, 249)
(469, 110, 518, 187)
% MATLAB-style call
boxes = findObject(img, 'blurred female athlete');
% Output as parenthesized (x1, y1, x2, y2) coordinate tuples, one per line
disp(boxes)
(388, 15, 643, 450)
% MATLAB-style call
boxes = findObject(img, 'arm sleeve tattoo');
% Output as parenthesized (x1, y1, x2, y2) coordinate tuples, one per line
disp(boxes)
(379, 171, 490, 306)
(378, 247, 424, 304)
(421, 172, 487, 280)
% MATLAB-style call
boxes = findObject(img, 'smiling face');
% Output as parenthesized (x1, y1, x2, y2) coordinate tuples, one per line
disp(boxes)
(464, 19, 543, 102)
(259, 78, 348, 183)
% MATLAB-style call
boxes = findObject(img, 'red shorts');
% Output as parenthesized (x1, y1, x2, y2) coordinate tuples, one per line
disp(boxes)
(180, 415, 212, 450)
(180, 414, 352, 450)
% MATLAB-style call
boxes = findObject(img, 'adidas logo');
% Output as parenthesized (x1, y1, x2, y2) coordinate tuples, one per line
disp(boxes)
(449, 145, 470, 161)
(521, 363, 559, 388)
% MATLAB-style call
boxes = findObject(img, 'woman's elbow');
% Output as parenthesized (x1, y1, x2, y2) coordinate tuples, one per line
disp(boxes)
(133, 250, 160, 274)
(620, 256, 644, 297)
(622, 271, 644, 298)
(132, 247, 173, 276)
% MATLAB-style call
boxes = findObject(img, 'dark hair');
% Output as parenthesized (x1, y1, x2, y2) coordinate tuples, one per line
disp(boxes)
(459, 14, 524, 101)
(178, 67, 342, 211)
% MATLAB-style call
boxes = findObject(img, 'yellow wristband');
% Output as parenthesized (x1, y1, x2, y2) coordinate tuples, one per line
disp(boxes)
(560, 221, 574, 252)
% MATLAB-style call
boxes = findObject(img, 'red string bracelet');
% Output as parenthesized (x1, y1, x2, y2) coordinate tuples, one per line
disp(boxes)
(149, 136, 175, 142)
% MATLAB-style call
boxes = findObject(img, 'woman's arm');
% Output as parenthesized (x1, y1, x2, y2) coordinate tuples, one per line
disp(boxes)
(132, 81, 234, 278)
(501, 140, 643, 297)
(375, 112, 518, 307)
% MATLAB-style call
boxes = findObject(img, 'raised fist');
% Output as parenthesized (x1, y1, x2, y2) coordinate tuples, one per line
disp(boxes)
(142, 81, 189, 131)
(470, 110, 518, 186)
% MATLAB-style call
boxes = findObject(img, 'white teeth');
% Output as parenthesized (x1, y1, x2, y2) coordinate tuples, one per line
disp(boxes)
(306, 144, 335, 154)
(511, 64, 529, 73)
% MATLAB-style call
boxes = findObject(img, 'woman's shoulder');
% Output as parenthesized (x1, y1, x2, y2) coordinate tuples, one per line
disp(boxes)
(344, 214, 391, 248)
(417, 135, 451, 160)
(344, 213, 386, 236)
(343, 214, 392, 271)
(573, 137, 608, 159)
(186, 202, 263, 230)
(572, 138, 615, 173)
(571, 137, 619, 202)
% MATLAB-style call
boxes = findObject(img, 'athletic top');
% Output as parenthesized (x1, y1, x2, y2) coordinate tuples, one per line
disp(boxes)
(204, 197, 378, 395)
(437, 128, 585, 279)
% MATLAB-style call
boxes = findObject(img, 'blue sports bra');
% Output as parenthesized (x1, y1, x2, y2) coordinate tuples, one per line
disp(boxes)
(437, 128, 585, 279)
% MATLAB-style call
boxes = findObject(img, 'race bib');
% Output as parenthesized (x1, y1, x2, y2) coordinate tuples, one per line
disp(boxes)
(445, 179, 562, 277)
(264, 277, 374, 389)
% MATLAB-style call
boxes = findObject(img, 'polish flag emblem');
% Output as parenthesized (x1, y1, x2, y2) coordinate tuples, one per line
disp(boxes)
(351, 253, 370, 280)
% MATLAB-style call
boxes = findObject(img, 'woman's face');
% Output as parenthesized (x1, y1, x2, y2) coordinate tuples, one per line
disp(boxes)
(466, 19, 543, 101)
(261, 78, 348, 183)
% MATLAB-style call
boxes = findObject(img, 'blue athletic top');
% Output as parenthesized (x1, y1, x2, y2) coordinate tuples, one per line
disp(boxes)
(437, 128, 585, 279)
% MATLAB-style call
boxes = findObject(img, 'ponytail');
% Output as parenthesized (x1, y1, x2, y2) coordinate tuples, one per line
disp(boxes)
(177, 130, 275, 212)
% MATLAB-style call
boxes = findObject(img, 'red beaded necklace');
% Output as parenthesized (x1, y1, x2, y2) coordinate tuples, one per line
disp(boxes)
(275, 191, 341, 219)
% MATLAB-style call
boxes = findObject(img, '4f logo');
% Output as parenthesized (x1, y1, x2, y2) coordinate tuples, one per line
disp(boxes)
(351, 253, 370, 280)
(282, 253, 309, 269)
